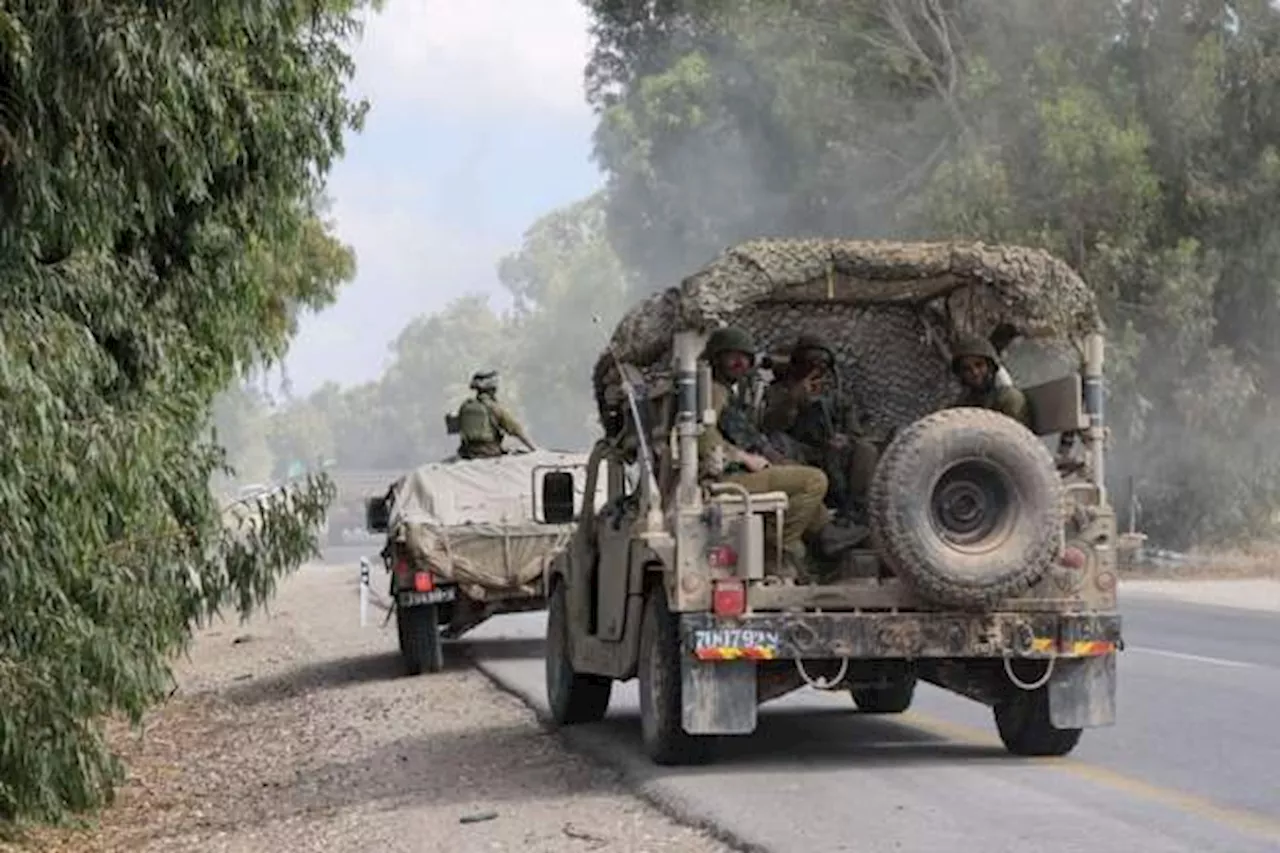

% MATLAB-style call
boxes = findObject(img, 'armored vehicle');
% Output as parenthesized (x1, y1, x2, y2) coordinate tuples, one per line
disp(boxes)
(537, 238, 1123, 764)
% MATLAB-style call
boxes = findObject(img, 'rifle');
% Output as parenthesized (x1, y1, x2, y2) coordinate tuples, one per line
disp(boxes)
(719, 381, 786, 462)
(593, 316, 657, 490)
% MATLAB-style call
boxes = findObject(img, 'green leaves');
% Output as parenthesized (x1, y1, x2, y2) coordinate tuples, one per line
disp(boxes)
(0, 0, 364, 826)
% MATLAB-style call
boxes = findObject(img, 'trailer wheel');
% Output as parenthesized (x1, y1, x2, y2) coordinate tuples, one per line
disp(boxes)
(546, 581, 613, 724)
(638, 586, 712, 765)
(397, 604, 443, 675)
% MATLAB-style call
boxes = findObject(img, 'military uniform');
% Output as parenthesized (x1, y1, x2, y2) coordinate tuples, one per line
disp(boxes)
(697, 327, 856, 579)
(949, 333, 1032, 428)
(760, 334, 879, 521)
(456, 370, 536, 458)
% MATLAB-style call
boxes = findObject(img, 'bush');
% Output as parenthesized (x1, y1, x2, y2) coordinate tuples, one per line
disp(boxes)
(0, 0, 368, 825)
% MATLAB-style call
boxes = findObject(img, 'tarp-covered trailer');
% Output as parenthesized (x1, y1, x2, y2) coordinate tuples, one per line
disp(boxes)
(366, 449, 604, 674)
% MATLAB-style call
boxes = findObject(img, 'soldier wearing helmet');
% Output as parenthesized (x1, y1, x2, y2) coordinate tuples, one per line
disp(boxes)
(698, 326, 863, 580)
(455, 370, 536, 459)
(949, 333, 1031, 427)
(761, 333, 880, 528)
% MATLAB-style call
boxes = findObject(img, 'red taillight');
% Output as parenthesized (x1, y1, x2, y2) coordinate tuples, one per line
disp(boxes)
(1059, 546, 1087, 570)
(712, 578, 746, 617)
(707, 544, 738, 569)
(413, 571, 434, 592)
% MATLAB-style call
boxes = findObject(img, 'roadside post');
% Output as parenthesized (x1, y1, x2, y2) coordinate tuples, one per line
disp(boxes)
(359, 556, 370, 627)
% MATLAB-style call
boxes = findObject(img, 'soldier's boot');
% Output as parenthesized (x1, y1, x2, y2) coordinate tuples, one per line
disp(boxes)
(781, 542, 813, 584)
(804, 521, 868, 562)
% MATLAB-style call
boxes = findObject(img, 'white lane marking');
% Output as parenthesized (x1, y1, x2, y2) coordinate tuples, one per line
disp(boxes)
(1127, 646, 1259, 669)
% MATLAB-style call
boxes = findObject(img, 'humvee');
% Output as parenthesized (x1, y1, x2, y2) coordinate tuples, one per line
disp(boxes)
(537, 238, 1124, 765)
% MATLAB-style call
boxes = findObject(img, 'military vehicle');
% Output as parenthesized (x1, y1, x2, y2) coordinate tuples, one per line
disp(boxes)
(536, 238, 1124, 764)
(366, 449, 602, 675)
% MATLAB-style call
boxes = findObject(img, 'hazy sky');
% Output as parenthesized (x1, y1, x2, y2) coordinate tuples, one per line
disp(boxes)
(281, 1, 603, 395)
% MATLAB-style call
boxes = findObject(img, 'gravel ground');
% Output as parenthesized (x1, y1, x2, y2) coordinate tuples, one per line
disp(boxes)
(4, 565, 733, 853)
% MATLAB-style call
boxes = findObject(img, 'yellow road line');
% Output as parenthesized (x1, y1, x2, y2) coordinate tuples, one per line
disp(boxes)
(897, 711, 1280, 844)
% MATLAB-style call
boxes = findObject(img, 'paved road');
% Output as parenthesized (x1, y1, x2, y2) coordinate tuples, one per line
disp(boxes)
(320, 542, 382, 566)
(452, 592, 1280, 853)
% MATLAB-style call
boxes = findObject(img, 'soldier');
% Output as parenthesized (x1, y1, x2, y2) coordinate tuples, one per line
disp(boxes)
(455, 370, 536, 459)
(761, 333, 880, 527)
(698, 326, 862, 580)
(949, 332, 1031, 427)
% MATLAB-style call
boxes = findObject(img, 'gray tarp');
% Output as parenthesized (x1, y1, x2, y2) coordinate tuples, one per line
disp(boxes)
(386, 449, 602, 601)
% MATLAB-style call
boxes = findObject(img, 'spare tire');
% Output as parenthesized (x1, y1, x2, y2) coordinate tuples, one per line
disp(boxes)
(869, 407, 1063, 609)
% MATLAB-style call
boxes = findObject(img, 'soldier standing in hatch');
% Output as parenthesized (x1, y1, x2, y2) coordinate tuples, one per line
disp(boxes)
(760, 333, 880, 527)
(698, 326, 863, 581)
(455, 370, 536, 459)
(949, 333, 1031, 427)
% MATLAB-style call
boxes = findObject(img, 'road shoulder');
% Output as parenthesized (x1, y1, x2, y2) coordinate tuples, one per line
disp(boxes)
(1, 566, 732, 853)
(1120, 578, 1280, 614)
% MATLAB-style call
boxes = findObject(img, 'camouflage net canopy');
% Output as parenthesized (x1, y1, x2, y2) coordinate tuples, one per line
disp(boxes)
(593, 239, 1100, 440)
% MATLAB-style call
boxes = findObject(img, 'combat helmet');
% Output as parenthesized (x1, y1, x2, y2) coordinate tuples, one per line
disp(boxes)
(790, 332, 836, 370)
(469, 369, 499, 394)
(703, 326, 756, 360)
(949, 332, 999, 374)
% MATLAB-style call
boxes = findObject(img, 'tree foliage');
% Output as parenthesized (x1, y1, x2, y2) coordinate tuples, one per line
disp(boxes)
(231, 2, 1280, 559)
(580, 0, 1280, 547)
(0, 0, 365, 824)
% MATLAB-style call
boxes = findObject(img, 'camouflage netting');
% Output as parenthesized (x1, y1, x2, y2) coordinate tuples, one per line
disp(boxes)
(593, 239, 1100, 439)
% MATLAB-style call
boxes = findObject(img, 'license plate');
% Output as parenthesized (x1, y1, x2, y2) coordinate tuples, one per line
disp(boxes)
(397, 587, 456, 606)
(690, 627, 781, 661)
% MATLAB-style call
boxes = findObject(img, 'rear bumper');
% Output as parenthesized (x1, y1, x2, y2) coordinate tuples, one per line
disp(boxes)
(681, 610, 1121, 661)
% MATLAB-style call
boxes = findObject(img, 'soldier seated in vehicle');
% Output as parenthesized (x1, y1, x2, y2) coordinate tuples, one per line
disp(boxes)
(949, 332, 1032, 428)
(760, 333, 880, 532)
(698, 326, 864, 581)
(455, 370, 537, 459)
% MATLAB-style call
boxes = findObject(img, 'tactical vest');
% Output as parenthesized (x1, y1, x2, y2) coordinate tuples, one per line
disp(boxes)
(457, 397, 499, 444)
(718, 382, 769, 454)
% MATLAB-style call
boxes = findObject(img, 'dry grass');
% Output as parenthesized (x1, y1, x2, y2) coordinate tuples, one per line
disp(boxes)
(1118, 539, 1280, 581)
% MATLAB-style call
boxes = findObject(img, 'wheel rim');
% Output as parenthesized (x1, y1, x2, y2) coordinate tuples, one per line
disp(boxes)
(929, 459, 1017, 552)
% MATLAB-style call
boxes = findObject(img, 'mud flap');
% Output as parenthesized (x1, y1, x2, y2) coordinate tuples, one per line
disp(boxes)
(1048, 653, 1116, 729)
(681, 657, 758, 735)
